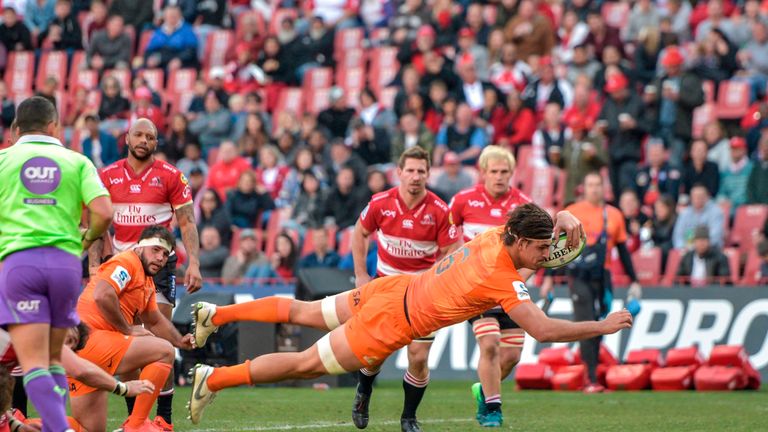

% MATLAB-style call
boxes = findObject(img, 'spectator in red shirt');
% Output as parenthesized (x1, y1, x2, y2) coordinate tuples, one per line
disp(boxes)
(489, 42, 530, 95)
(245, 231, 297, 282)
(495, 88, 536, 148)
(207, 140, 252, 200)
(254, 145, 290, 200)
(563, 82, 602, 133)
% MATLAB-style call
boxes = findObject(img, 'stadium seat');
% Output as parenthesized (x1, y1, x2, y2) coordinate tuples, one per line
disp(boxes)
(692, 103, 716, 138)
(203, 30, 234, 70)
(235, 11, 266, 41)
(631, 247, 662, 285)
(4, 51, 34, 97)
(272, 88, 304, 128)
(719, 200, 731, 240)
(206, 147, 219, 166)
(302, 67, 333, 93)
(334, 27, 364, 61)
(138, 69, 165, 93)
(716, 80, 750, 119)
(137, 30, 154, 58)
(722, 248, 741, 285)
(660, 248, 684, 287)
(269, 9, 298, 35)
(300, 227, 337, 257)
(740, 251, 763, 285)
(369, 28, 390, 44)
(337, 227, 355, 256)
(124, 25, 137, 58)
(336, 67, 366, 93)
(338, 48, 366, 71)
(69, 68, 98, 93)
(264, 208, 293, 257)
(104, 69, 132, 95)
(729, 204, 768, 254)
(368, 46, 399, 92)
(35, 51, 67, 91)
(166, 68, 198, 96)
(229, 226, 242, 256)
(305, 88, 331, 115)
(702, 80, 715, 103)
(167, 92, 195, 116)
(601, 1, 630, 28)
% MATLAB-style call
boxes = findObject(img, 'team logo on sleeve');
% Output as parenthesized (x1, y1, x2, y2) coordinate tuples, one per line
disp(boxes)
(513, 281, 530, 301)
(110, 266, 131, 290)
(179, 173, 189, 185)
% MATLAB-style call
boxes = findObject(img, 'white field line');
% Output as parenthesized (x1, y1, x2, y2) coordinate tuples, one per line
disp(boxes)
(187, 417, 474, 431)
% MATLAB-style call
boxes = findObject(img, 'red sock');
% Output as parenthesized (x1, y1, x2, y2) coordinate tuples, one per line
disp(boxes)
(68, 417, 84, 432)
(207, 360, 252, 392)
(127, 362, 172, 427)
(212, 297, 292, 326)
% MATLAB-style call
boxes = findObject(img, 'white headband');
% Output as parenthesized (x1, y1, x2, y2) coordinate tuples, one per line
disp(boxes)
(135, 237, 173, 253)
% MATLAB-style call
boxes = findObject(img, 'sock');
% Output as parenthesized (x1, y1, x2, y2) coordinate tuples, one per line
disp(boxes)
(212, 297, 292, 326)
(22, 368, 70, 432)
(127, 362, 172, 427)
(207, 360, 252, 392)
(357, 368, 379, 395)
(49, 365, 68, 402)
(67, 416, 84, 432)
(13, 374, 27, 415)
(125, 396, 136, 415)
(401, 372, 429, 419)
(156, 389, 174, 424)
(485, 394, 501, 413)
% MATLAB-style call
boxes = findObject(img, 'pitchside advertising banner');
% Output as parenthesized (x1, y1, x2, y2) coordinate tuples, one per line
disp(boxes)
(377, 287, 768, 381)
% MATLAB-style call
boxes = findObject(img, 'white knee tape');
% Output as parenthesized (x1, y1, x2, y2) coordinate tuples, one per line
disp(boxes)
(321, 295, 341, 330)
(317, 333, 347, 375)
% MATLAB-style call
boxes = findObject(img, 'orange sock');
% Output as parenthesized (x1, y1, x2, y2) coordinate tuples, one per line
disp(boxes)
(212, 297, 292, 326)
(127, 362, 172, 427)
(67, 417, 84, 432)
(207, 360, 252, 392)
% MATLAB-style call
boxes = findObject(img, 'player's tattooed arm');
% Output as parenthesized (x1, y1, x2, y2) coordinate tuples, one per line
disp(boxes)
(87, 236, 104, 275)
(176, 203, 203, 293)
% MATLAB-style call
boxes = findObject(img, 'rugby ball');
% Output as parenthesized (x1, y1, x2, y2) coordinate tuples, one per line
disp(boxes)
(540, 233, 586, 269)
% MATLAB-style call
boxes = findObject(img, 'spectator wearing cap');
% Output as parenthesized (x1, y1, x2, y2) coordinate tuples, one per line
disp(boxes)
(521, 56, 574, 115)
(0, 7, 32, 52)
(597, 72, 646, 194)
(198, 189, 233, 247)
(206, 66, 231, 106)
(455, 53, 498, 112)
(494, 88, 536, 148)
(318, 87, 356, 139)
(199, 226, 230, 279)
(635, 141, 682, 206)
(189, 91, 233, 153)
(556, 10, 590, 65)
(648, 45, 704, 168)
(747, 132, 768, 204)
(504, 0, 554, 61)
(717, 137, 754, 213)
(221, 228, 268, 285)
(432, 151, 474, 202)
(226, 170, 275, 228)
(593, 45, 634, 99)
(532, 102, 569, 168)
(392, 111, 435, 163)
(325, 138, 368, 185)
(489, 42, 531, 95)
(108, 0, 154, 30)
(559, 117, 608, 204)
(673, 183, 725, 249)
(434, 103, 488, 166)
(299, 227, 341, 269)
(584, 7, 624, 60)
(682, 139, 721, 198)
(81, 115, 118, 169)
(626, 0, 661, 42)
(188, 167, 207, 202)
(321, 166, 368, 230)
(24, 0, 55, 43)
(176, 142, 208, 179)
(206, 141, 252, 200)
(131, 87, 166, 134)
(456, 27, 490, 81)
(398, 24, 437, 74)
(87, 15, 131, 71)
(677, 225, 731, 286)
(145, 5, 198, 70)
(736, 20, 768, 101)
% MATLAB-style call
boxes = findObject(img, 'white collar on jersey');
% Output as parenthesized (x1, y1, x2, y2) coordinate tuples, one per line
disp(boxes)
(16, 134, 64, 147)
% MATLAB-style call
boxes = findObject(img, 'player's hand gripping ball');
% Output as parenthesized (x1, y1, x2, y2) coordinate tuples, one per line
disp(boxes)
(540, 232, 586, 269)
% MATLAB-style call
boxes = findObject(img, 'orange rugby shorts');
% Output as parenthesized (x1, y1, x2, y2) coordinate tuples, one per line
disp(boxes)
(68, 330, 133, 397)
(343, 275, 415, 368)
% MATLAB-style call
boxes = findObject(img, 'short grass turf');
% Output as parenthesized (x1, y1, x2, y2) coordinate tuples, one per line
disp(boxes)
(97, 380, 767, 431)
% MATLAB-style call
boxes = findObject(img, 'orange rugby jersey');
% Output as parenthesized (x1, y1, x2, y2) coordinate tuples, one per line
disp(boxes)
(405, 226, 531, 337)
(78, 251, 158, 332)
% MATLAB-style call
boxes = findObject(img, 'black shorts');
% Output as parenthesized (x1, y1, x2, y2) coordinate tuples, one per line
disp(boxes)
(468, 308, 520, 330)
(153, 253, 178, 306)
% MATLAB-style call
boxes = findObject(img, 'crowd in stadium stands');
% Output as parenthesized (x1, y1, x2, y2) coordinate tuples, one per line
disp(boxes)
(0, 0, 766, 286)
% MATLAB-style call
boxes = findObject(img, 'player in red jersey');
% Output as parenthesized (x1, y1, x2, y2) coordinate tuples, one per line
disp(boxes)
(350, 146, 461, 432)
(449, 145, 531, 427)
(91, 118, 202, 430)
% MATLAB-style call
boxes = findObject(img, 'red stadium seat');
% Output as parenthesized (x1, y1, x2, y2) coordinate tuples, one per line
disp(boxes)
(729, 204, 768, 253)
(538, 347, 577, 368)
(702, 80, 715, 103)
(337, 227, 355, 256)
(661, 248, 684, 287)
(338, 48, 366, 71)
(740, 251, 763, 285)
(167, 92, 194, 116)
(302, 67, 333, 93)
(722, 248, 741, 285)
(166, 68, 197, 95)
(236, 11, 266, 41)
(300, 227, 337, 257)
(264, 208, 294, 257)
(334, 27, 364, 61)
(305, 88, 331, 115)
(336, 67, 366, 93)
(136, 29, 154, 58)
(203, 30, 234, 70)
(36, 51, 67, 91)
(269, 9, 298, 35)
(70, 68, 98, 93)
(138, 69, 164, 93)
(369, 28, 390, 44)
(692, 103, 716, 138)
(631, 247, 662, 285)
(104, 69, 132, 95)
(5, 51, 35, 97)
(626, 349, 665, 368)
(601, 1, 630, 28)
(716, 80, 750, 119)
(272, 88, 304, 128)
(368, 46, 399, 92)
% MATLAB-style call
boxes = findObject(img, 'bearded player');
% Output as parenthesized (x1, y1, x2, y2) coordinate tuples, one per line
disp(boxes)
(186, 204, 631, 427)
(449, 145, 530, 427)
(91, 118, 202, 431)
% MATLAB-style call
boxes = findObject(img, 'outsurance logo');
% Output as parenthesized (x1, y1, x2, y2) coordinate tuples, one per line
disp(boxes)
(20, 157, 61, 194)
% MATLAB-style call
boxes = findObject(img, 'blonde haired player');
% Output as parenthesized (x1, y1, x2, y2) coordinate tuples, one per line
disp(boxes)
(448, 145, 531, 427)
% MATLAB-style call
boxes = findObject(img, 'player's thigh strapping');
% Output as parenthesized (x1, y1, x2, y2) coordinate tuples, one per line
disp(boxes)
(0, 247, 81, 328)
(469, 309, 525, 348)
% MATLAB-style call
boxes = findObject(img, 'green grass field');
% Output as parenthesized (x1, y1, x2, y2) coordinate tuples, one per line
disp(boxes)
(98, 380, 768, 431)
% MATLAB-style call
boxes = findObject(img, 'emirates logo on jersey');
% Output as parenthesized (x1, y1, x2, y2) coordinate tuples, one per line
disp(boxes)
(384, 238, 429, 258)
(114, 204, 158, 225)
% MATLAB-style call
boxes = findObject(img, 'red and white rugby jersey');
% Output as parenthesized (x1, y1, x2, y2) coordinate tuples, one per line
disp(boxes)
(449, 183, 531, 242)
(359, 187, 460, 276)
(0, 330, 16, 370)
(100, 159, 192, 252)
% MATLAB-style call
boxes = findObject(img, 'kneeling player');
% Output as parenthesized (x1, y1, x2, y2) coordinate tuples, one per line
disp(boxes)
(187, 204, 633, 426)
(71, 226, 194, 432)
